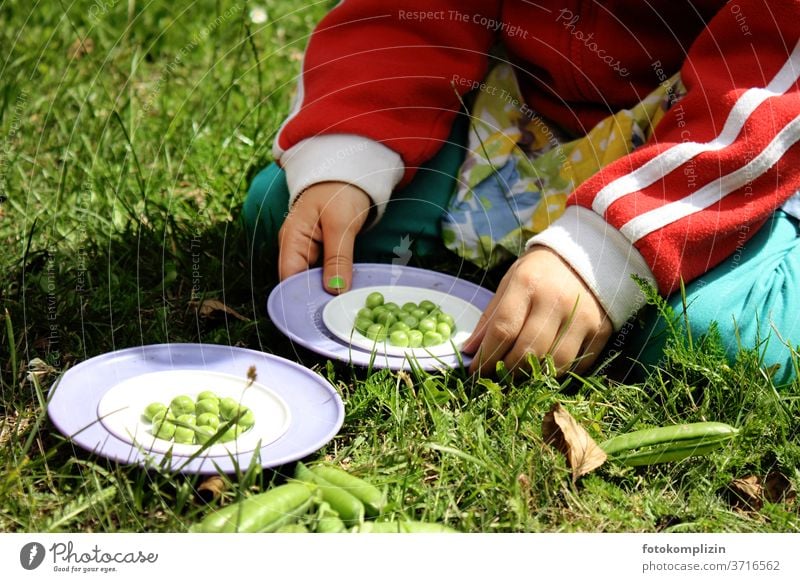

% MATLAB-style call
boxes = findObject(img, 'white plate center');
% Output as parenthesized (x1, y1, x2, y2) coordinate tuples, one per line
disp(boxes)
(322, 285, 482, 358)
(97, 370, 291, 457)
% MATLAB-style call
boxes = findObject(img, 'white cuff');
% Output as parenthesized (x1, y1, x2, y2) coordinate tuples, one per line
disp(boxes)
(526, 206, 656, 330)
(279, 134, 404, 223)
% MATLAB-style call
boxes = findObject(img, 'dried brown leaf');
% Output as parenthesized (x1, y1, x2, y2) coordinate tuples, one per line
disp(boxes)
(765, 471, 796, 505)
(190, 299, 250, 322)
(68, 37, 94, 60)
(728, 475, 763, 512)
(542, 402, 607, 482)
(197, 476, 227, 502)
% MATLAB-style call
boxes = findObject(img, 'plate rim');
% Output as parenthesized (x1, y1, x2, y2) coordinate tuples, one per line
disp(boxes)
(46, 343, 345, 474)
(321, 284, 482, 359)
(267, 263, 494, 370)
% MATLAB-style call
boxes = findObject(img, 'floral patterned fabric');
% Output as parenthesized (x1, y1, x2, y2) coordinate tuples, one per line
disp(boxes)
(441, 63, 686, 268)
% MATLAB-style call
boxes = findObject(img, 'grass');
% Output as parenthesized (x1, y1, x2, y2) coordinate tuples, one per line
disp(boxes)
(1, 0, 798, 533)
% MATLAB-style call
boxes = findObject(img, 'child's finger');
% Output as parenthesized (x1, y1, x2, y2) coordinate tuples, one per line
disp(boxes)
(320, 220, 358, 294)
(469, 285, 532, 376)
(278, 221, 320, 281)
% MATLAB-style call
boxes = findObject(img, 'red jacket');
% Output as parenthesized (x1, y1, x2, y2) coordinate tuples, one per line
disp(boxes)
(274, 0, 800, 329)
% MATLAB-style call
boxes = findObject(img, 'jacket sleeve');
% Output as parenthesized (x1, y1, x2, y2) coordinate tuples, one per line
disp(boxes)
(273, 0, 499, 220)
(529, 0, 800, 329)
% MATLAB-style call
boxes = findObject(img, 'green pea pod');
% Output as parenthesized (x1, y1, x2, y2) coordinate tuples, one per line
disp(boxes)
(275, 523, 310, 533)
(195, 482, 316, 533)
(295, 462, 365, 526)
(599, 421, 739, 466)
(315, 514, 346, 533)
(309, 464, 386, 518)
(357, 520, 458, 533)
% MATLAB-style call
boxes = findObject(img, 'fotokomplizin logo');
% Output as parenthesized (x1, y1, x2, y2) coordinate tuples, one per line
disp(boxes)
(20, 542, 46, 570)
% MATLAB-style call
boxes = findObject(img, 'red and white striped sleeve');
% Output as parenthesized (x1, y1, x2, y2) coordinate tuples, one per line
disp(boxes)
(529, 0, 800, 330)
(273, 0, 498, 222)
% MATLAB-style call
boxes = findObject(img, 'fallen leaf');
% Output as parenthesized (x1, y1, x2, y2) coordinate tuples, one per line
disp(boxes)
(765, 471, 796, 505)
(190, 299, 250, 322)
(727, 475, 763, 512)
(197, 476, 227, 502)
(68, 37, 94, 60)
(542, 402, 607, 482)
(24, 357, 56, 386)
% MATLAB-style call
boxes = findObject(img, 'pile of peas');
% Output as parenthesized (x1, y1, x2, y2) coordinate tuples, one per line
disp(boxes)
(353, 292, 456, 348)
(142, 391, 255, 445)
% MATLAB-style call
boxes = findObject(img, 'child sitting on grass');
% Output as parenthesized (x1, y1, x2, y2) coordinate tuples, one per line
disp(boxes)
(244, 0, 800, 384)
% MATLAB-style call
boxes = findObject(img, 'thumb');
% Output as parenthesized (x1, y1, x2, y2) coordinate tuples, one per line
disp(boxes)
(321, 220, 359, 294)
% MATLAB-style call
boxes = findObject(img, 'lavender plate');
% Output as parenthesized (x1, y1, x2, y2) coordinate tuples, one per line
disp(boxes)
(267, 264, 494, 371)
(47, 344, 344, 474)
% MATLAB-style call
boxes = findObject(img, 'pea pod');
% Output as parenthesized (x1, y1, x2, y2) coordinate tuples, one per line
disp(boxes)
(295, 462, 365, 526)
(315, 514, 346, 533)
(356, 520, 458, 533)
(308, 464, 386, 518)
(275, 523, 310, 533)
(599, 421, 739, 466)
(194, 482, 316, 533)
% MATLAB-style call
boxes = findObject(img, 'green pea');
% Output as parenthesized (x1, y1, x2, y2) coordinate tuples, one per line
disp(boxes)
(389, 321, 410, 333)
(219, 397, 242, 420)
(142, 402, 167, 422)
(176, 413, 197, 427)
(410, 308, 427, 320)
(154, 420, 177, 440)
(174, 426, 196, 444)
(401, 302, 418, 312)
(356, 307, 373, 320)
(417, 318, 437, 333)
(437, 313, 456, 328)
(237, 408, 256, 428)
(400, 315, 418, 328)
(389, 330, 409, 347)
(436, 322, 452, 338)
(383, 302, 400, 313)
(370, 307, 388, 322)
(170, 395, 195, 416)
(194, 425, 215, 444)
(419, 300, 437, 312)
(197, 391, 219, 403)
(365, 323, 387, 341)
(197, 412, 220, 429)
(407, 330, 423, 348)
(423, 331, 444, 347)
(195, 399, 220, 416)
(355, 317, 375, 334)
(151, 409, 175, 426)
(375, 312, 396, 327)
(365, 292, 384, 309)
(219, 425, 243, 443)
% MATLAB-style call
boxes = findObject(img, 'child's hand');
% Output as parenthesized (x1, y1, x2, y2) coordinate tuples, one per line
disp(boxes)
(278, 181, 372, 293)
(463, 246, 612, 376)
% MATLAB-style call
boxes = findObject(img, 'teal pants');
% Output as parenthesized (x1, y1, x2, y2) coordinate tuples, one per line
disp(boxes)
(244, 126, 800, 385)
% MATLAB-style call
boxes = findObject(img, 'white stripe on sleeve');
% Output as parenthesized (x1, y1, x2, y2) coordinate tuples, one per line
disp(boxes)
(591, 39, 800, 216)
(620, 112, 800, 242)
